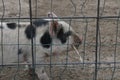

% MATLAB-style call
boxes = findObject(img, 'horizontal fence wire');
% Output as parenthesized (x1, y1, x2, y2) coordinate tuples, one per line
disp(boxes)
(0, 16, 120, 20)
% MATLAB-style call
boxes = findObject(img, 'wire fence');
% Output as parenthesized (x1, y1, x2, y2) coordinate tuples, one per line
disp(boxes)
(0, 0, 120, 80)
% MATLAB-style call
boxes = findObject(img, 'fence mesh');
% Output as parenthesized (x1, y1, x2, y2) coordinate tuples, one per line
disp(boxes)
(0, 0, 120, 80)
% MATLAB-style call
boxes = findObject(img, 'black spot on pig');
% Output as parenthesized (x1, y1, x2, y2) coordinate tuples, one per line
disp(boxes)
(18, 48, 22, 55)
(7, 23, 16, 29)
(40, 31, 52, 48)
(57, 27, 72, 44)
(25, 25, 36, 39)
(33, 19, 49, 27)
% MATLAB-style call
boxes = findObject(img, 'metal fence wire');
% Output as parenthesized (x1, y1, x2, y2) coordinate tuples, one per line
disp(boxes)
(0, 0, 120, 80)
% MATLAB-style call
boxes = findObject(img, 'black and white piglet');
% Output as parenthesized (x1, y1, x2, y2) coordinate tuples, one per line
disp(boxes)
(0, 15, 82, 80)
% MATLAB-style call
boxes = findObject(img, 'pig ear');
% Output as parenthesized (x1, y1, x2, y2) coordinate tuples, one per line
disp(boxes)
(49, 21, 59, 36)
(47, 12, 60, 28)
(47, 12, 60, 21)
(51, 21, 58, 27)
(47, 12, 58, 18)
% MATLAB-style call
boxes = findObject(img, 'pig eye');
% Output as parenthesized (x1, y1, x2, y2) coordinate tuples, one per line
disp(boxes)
(57, 27, 72, 44)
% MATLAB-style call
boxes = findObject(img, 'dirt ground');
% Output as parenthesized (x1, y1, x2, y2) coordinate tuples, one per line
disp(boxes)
(0, 0, 120, 80)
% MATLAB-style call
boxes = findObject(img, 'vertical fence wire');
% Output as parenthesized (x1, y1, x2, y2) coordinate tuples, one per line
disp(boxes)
(94, 0, 100, 80)
(50, 0, 53, 79)
(98, 0, 105, 71)
(34, 1, 38, 60)
(98, 0, 107, 69)
(28, 0, 36, 79)
(0, 0, 5, 69)
(96, 0, 106, 78)
(80, 0, 88, 68)
(13, 0, 21, 80)
(17, 0, 21, 69)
